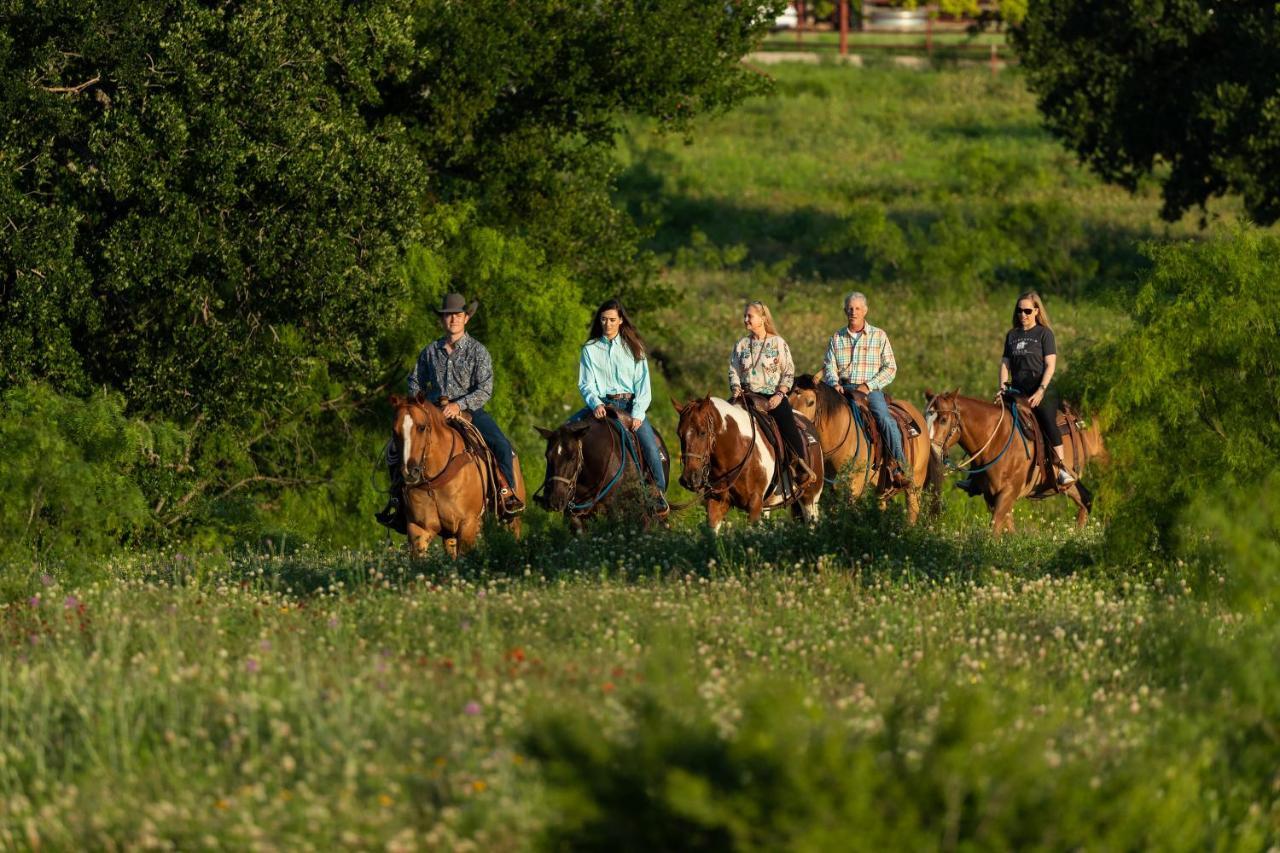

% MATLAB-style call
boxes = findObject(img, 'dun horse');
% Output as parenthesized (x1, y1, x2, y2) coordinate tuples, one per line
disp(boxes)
(924, 389, 1106, 535)
(390, 395, 526, 557)
(788, 375, 942, 524)
(672, 395, 823, 531)
(535, 415, 670, 531)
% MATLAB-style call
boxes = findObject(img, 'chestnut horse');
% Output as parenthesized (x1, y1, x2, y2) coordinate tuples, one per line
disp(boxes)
(788, 375, 942, 524)
(390, 395, 526, 557)
(534, 415, 670, 532)
(923, 389, 1105, 536)
(672, 396, 823, 532)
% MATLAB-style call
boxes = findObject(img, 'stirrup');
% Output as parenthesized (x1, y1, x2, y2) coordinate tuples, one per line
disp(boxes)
(1056, 466, 1077, 486)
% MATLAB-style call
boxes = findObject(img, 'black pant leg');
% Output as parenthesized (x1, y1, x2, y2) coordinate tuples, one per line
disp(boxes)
(1032, 388, 1062, 448)
(771, 397, 808, 459)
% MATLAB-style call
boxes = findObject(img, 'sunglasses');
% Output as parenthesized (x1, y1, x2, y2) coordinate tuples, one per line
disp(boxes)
(1018, 307, 1036, 315)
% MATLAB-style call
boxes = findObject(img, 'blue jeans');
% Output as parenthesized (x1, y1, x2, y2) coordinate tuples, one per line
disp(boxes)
(469, 408, 517, 489)
(570, 404, 667, 492)
(856, 389, 906, 466)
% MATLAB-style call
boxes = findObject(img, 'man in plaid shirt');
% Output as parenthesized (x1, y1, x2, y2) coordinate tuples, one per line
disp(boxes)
(822, 291, 910, 487)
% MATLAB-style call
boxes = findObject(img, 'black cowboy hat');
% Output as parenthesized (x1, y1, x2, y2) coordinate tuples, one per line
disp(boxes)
(435, 292, 478, 316)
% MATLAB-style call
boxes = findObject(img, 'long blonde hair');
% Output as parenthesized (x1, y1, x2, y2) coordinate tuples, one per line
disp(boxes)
(744, 300, 779, 336)
(1011, 290, 1053, 330)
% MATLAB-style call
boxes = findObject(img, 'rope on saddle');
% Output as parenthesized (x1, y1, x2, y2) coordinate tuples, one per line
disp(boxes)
(954, 400, 1031, 475)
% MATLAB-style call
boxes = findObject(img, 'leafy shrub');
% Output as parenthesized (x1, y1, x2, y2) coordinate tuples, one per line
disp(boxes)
(1072, 230, 1280, 557)
(0, 384, 187, 565)
(526, 682, 1214, 850)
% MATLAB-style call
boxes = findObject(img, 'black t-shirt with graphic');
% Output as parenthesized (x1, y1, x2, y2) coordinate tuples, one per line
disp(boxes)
(1003, 325, 1057, 392)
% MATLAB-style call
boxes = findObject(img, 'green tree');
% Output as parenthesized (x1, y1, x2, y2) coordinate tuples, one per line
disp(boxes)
(1014, 0, 1280, 223)
(0, 0, 779, 553)
(1072, 230, 1280, 556)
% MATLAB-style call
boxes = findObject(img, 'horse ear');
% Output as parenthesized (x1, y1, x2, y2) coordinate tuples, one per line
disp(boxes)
(389, 394, 403, 408)
(924, 388, 934, 401)
(567, 420, 591, 436)
(949, 387, 960, 397)
(671, 397, 685, 414)
(536, 426, 555, 440)
(413, 391, 427, 405)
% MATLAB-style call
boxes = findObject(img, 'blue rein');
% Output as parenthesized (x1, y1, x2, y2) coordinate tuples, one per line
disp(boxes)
(568, 417, 641, 512)
(959, 399, 1031, 475)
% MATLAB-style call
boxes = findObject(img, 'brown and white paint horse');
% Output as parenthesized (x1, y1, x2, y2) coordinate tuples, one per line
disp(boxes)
(924, 389, 1105, 536)
(390, 395, 525, 558)
(788, 374, 942, 524)
(672, 396, 823, 532)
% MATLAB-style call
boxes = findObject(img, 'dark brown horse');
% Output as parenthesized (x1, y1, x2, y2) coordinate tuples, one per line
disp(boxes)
(390, 395, 526, 557)
(672, 395, 823, 532)
(788, 374, 942, 524)
(923, 390, 1105, 535)
(534, 415, 670, 531)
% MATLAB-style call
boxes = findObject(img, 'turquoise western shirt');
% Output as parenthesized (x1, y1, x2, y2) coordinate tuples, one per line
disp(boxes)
(578, 336, 653, 422)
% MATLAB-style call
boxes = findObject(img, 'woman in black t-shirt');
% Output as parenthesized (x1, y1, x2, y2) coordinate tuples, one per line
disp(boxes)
(997, 291, 1076, 486)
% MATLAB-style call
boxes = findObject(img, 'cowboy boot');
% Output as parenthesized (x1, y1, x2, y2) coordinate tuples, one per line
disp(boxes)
(886, 457, 912, 490)
(791, 455, 817, 489)
(374, 463, 408, 534)
(1055, 459, 1078, 487)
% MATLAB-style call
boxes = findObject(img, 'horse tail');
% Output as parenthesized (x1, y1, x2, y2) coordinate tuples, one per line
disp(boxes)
(924, 448, 945, 519)
(1083, 421, 1108, 466)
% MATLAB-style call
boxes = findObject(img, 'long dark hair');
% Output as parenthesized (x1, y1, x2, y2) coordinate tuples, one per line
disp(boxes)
(587, 298, 648, 361)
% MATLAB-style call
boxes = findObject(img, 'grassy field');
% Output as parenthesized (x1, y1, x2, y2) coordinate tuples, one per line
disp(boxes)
(3, 65, 1276, 847)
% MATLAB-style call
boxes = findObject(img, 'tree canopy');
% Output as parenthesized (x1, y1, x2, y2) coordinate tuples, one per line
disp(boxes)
(1015, 0, 1280, 224)
(0, 0, 778, 553)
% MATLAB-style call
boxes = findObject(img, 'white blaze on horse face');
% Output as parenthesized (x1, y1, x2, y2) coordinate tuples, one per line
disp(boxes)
(401, 414, 414, 476)
(925, 410, 938, 441)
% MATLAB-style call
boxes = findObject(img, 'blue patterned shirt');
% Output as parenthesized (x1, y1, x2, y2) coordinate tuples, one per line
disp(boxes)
(578, 336, 653, 422)
(407, 334, 494, 412)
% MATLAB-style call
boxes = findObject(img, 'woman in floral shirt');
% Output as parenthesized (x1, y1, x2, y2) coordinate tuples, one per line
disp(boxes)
(729, 301, 814, 487)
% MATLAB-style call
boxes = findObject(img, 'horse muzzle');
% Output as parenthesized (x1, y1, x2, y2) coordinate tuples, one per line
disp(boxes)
(404, 463, 423, 486)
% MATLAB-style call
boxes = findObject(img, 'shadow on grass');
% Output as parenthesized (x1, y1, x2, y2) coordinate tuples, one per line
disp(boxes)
(617, 150, 1155, 303)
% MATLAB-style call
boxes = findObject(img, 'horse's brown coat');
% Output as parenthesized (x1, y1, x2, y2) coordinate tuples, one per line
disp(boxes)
(390, 396, 525, 557)
(788, 377, 940, 524)
(924, 390, 1105, 536)
(672, 396, 823, 531)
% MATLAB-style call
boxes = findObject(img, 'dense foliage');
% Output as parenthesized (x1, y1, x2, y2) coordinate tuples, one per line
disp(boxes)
(1015, 0, 1280, 224)
(1072, 231, 1280, 556)
(0, 0, 778, 557)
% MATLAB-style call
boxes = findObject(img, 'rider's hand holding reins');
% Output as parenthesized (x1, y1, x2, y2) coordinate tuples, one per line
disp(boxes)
(593, 405, 607, 419)
(767, 392, 783, 410)
(441, 400, 461, 420)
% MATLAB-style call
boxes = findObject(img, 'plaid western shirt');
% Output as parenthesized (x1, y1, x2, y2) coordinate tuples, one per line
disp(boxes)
(406, 333, 494, 412)
(822, 323, 897, 392)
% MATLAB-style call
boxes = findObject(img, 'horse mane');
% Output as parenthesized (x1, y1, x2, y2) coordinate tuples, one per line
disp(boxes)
(793, 374, 845, 422)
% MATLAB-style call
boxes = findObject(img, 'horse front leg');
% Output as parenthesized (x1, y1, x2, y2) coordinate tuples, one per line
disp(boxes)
(904, 487, 921, 526)
(989, 489, 1017, 538)
(705, 495, 731, 534)
(407, 521, 438, 559)
(455, 514, 483, 556)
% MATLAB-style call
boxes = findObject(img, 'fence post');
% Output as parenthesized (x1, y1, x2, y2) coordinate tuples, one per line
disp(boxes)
(796, 0, 805, 44)
(839, 0, 849, 56)
(990, 42, 998, 74)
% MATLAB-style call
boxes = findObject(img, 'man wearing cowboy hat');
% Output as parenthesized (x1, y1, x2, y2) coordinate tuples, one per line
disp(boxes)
(376, 293, 523, 529)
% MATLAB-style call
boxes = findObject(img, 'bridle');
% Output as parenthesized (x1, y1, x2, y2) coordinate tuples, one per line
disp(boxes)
(397, 403, 463, 488)
(679, 401, 758, 496)
(926, 395, 1010, 471)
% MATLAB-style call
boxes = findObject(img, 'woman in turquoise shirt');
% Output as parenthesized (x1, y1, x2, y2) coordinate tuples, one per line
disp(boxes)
(573, 299, 668, 503)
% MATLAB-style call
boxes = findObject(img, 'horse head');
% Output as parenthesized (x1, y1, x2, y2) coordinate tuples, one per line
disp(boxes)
(389, 394, 448, 486)
(534, 420, 592, 513)
(672, 396, 722, 493)
(923, 388, 962, 460)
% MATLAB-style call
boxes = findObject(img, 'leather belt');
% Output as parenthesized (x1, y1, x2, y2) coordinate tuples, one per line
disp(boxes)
(604, 393, 635, 401)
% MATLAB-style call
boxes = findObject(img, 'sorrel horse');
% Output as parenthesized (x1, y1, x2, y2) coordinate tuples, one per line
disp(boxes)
(788, 374, 942, 524)
(923, 389, 1106, 536)
(534, 414, 671, 531)
(389, 395, 525, 557)
(672, 395, 823, 531)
